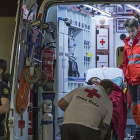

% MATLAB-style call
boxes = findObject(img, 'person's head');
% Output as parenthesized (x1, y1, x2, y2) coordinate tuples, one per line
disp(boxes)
(124, 18, 139, 40)
(0, 59, 7, 76)
(100, 79, 114, 95)
(86, 77, 101, 85)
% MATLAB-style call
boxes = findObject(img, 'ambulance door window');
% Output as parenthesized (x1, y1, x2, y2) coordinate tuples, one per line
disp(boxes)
(116, 47, 124, 67)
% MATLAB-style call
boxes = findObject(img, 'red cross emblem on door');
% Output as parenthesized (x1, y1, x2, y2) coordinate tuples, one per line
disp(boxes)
(18, 114, 25, 136)
(100, 39, 105, 45)
(84, 88, 101, 98)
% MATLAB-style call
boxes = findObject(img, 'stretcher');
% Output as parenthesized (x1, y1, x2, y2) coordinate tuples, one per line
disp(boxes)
(57, 68, 127, 140)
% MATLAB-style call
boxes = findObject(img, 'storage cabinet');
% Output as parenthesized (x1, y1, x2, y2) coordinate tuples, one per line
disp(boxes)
(58, 5, 95, 92)
(58, 5, 94, 78)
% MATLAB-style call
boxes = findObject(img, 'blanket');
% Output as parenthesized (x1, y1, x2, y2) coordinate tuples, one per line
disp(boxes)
(109, 84, 127, 140)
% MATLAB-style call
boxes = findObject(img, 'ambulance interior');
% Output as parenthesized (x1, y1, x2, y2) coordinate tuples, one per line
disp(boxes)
(48, 3, 130, 140)
(10, 2, 140, 140)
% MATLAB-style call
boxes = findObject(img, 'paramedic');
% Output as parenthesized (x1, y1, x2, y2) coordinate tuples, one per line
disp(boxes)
(0, 59, 10, 140)
(119, 18, 140, 140)
(58, 79, 114, 140)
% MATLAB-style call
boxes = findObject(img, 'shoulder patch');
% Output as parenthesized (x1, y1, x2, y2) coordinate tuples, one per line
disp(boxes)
(3, 88, 9, 94)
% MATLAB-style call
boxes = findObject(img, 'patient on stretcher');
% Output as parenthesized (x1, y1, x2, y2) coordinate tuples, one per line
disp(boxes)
(86, 77, 101, 85)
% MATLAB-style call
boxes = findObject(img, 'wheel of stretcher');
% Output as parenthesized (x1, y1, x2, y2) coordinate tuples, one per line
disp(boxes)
(24, 67, 40, 84)
(36, 70, 48, 87)
(16, 66, 31, 114)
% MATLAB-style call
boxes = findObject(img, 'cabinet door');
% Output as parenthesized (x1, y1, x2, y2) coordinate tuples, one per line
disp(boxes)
(58, 20, 68, 93)
(97, 28, 108, 50)
(58, 33, 64, 93)
(63, 34, 68, 93)
(97, 54, 108, 67)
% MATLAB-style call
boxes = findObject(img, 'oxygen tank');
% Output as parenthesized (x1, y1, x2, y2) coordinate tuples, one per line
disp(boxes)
(42, 100, 53, 140)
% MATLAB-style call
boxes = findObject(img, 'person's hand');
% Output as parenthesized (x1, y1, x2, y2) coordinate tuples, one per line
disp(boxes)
(123, 82, 127, 88)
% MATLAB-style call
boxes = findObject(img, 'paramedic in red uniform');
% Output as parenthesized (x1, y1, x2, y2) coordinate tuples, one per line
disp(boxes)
(0, 59, 10, 140)
(58, 79, 114, 140)
(119, 18, 140, 140)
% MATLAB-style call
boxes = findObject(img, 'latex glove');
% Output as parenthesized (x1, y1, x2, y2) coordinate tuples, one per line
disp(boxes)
(123, 82, 127, 88)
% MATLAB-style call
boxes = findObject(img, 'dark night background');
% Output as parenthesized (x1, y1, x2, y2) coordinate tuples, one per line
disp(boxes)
(0, 0, 43, 17)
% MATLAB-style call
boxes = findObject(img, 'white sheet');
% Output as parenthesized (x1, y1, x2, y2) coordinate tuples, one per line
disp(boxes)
(85, 67, 124, 82)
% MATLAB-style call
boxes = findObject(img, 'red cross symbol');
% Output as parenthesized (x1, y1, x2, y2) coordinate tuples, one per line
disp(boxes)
(84, 88, 101, 98)
(100, 39, 105, 45)
(18, 114, 25, 136)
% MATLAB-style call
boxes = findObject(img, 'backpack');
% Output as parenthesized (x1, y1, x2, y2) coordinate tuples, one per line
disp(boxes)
(68, 56, 80, 77)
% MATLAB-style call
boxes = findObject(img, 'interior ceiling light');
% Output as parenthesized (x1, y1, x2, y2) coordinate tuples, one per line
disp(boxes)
(126, 4, 140, 13)
(117, 4, 122, 7)
(84, 5, 111, 17)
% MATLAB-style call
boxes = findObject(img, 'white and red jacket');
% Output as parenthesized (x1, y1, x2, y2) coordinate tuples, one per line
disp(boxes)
(119, 31, 140, 85)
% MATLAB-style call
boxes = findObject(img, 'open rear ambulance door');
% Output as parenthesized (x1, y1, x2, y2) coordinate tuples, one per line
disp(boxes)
(8, 0, 38, 140)
(8, 0, 24, 139)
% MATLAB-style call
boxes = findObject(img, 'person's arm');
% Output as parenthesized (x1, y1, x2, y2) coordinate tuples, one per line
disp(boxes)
(58, 98, 69, 111)
(0, 86, 10, 114)
(119, 47, 128, 83)
(58, 88, 76, 111)
(0, 97, 9, 114)
(99, 122, 109, 140)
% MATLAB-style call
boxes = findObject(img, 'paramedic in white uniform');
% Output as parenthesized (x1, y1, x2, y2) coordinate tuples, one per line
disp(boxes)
(58, 79, 114, 140)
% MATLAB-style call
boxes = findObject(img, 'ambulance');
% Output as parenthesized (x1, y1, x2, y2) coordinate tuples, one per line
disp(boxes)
(8, 0, 140, 140)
